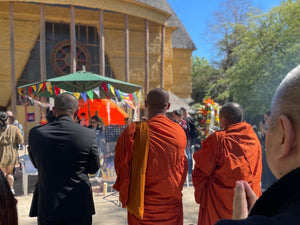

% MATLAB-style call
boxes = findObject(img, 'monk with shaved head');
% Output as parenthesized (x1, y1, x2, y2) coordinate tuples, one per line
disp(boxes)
(146, 88, 169, 116)
(215, 65, 300, 225)
(192, 102, 262, 225)
(114, 88, 188, 224)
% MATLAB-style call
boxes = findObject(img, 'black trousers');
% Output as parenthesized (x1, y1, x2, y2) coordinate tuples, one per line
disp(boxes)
(38, 216, 92, 225)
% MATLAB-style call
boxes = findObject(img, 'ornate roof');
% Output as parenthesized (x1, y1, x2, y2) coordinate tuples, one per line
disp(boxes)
(135, 0, 196, 50)
(135, 0, 172, 14)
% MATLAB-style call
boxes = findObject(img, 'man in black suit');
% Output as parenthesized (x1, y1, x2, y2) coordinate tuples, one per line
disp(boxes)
(28, 93, 100, 225)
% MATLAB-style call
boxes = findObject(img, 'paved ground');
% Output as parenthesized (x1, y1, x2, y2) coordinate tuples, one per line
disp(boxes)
(15, 150, 199, 225)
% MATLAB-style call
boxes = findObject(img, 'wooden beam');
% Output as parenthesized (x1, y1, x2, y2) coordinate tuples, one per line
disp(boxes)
(9, 2, 17, 116)
(125, 14, 129, 82)
(144, 19, 149, 97)
(160, 25, 165, 88)
(40, 3, 46, 81)
(99, 9, 105, 76)
(70, 5, 76, 73)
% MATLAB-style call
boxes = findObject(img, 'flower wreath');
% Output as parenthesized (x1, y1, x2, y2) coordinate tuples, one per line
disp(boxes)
(194, 97, 220, 140)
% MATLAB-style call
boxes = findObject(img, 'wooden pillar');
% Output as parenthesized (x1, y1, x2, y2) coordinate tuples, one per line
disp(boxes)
(9, 2, 17, 116)
(40, 3, 46, 81)
(70, 5, 76, 73)
(160, 25, 165, 88)
(99, 9, 105, 76)
(144, 19, 149, 97)
(125, 14, 129, 82)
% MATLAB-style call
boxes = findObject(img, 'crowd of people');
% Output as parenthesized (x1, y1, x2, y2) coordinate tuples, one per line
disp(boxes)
(0, 65, 300, 225)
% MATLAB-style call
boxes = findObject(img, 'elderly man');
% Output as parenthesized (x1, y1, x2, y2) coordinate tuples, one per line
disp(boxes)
(192, 102, 262, 225)
(215, 65, 300, 225)
(113, 88, 188, 225)
(28, 93, 100, 225)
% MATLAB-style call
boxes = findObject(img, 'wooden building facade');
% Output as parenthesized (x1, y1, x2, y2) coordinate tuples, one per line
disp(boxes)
(0, 0, 196, 126)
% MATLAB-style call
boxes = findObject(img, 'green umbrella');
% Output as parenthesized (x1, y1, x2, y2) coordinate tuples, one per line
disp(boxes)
(18, 70, 142, 97)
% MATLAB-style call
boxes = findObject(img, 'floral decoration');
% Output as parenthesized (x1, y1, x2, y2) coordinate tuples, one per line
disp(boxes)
(194, 97, 221, 140)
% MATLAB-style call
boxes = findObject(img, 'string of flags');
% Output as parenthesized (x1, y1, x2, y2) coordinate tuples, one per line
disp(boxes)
(18, 82, 143, 109)
(18, 95, 53, 109)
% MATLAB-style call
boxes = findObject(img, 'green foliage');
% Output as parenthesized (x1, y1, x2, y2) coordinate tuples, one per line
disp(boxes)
(191, 56, 219, 103)
(228, 0, 300, 123)
(193, 0, 300, 124)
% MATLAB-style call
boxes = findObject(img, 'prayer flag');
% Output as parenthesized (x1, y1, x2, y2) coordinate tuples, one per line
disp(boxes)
(139, 89, 143, 101)
(37, 84, 43, 92)
(122, 92, 130, 100)
(133, 92, 138, 102)
(46, 82, 53, 95)
(119, 91, 124, 100)
(29, 86, 32, 96)
(87, 90, 94, 101)
(115, 89, 120, 99)
(42, 83, 46, 92)
(18, 88, 23, 96)
(110, 85, 115, 95)
(101, 83, 108, 94)
(73, 93, 81, 99)
(54, 86, 60, 95)
(94, 87, 100, 98)
(81, 92, 87, 103)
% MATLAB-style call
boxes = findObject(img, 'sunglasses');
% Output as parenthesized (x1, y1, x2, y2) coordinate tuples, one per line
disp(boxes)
(91, 121, 97, 124)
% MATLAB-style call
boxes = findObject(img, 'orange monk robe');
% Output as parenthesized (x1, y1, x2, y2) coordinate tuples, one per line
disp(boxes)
(192, 121, 262, 225)
(114, 115, 188, 225)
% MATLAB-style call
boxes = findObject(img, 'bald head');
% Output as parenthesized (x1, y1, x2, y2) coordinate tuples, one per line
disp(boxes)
(269, 65, 300, 130)
(54, 93, 78, 117)
(146, 88, 170, 118)
(220, 102, 243, 126)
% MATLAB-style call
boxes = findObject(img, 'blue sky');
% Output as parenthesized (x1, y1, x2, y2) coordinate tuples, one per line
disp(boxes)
(168, 0, 283, 61)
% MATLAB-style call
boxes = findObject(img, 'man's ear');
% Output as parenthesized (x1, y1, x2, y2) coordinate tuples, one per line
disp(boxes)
(278, 115, 296, 159)
(74, 108, 79, 118)
(52, 107, 57, 116)
(167, 103, 170, 110)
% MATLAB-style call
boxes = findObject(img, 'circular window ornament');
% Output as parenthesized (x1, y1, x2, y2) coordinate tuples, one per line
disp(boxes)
(51, 40, 91, 75)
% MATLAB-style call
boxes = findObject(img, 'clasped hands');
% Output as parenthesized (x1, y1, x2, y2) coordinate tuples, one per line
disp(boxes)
(232, 180, 258, 220)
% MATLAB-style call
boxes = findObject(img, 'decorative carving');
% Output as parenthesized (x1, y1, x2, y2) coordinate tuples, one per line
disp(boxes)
(50, 40, 91, 75)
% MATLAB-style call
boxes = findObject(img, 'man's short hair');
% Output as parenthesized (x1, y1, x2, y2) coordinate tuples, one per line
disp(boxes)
(54, 93, 78, 115)
(6, 111, 14, 118)
(173, 110, 182, 117)
(180, 107, 187, 114)
(220, 102, 243, 124)
(91, 115, 100, 122)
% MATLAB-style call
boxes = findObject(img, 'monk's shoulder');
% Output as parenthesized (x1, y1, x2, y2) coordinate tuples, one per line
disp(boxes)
(213, 130, 226, 143)
(118, 123, 136, 140)
(148, 115, 183, 130)
(200, 131, 221, 149)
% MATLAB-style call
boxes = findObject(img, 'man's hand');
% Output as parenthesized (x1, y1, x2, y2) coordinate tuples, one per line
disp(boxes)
(243, 181, 258, 212)
(232, 181, 258, 220)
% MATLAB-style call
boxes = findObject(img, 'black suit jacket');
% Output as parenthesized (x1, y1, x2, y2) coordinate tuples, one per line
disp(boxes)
(28, 116, 100, 220)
